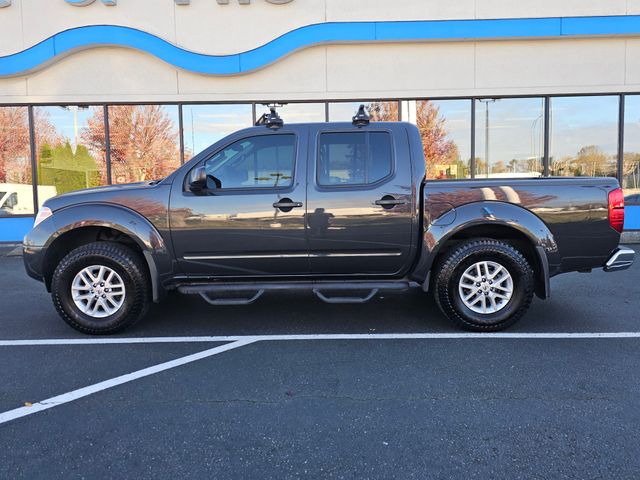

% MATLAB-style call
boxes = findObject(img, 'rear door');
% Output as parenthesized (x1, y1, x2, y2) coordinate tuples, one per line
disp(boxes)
(306, 124, 415, 276)
(169, 128, 309, 277)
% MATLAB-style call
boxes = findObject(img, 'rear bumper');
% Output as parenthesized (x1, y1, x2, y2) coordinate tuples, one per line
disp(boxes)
(603, 246, 635, 272)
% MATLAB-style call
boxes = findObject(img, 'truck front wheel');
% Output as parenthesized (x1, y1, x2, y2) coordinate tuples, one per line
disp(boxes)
(433, 239, 535, 331)
(51, 242, 150, 335)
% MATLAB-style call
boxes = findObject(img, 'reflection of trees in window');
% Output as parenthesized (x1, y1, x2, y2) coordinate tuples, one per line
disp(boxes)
(84, 105, 180, 184)
(35, 107, 103, 195)
(0, 107, 31, 184)
(367, 102, 399, 122)
(330, 101, 399, 122)
(368, 100, 465, 179)
(623, 97, 640, 196)
(38, 142, 103, 194)
(550, 96, 618, 178)
(551, 145, 617, 177)
(0, 107, 58, 185)
(623, 152, 640, 194)
(417, 101, 462, 179)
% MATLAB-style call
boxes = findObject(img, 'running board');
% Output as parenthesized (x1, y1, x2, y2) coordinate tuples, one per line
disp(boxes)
(177, 281, 411, 305)
(313, 288, 379, 304)
(199, 290, 264, 306)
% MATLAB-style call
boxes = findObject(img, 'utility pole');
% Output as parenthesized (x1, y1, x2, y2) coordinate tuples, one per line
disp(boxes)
(478, 99, 496, 178)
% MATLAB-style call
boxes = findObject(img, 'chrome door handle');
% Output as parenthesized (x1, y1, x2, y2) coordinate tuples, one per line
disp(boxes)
(273, 199, 303, 212)
(375, 196, 406, 209)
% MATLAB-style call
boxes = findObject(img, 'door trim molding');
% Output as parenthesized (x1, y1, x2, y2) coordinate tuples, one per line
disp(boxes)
(183, 252, 402, 260)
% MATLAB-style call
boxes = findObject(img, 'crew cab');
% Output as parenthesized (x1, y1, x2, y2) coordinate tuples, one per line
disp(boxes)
(23, 107, 635, 334)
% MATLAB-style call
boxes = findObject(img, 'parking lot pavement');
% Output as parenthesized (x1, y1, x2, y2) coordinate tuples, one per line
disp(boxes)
(1, 246, 640, 339)
(0, 246, 639, 478)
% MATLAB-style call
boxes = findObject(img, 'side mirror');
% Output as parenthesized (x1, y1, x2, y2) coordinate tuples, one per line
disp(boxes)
(188, 166, 208, 191)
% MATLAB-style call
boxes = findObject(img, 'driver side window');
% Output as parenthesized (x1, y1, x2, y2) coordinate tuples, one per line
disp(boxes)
(203, 134, 296, 190)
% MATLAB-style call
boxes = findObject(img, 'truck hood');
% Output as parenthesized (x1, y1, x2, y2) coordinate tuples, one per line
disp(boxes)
(43, 181, 162, 212)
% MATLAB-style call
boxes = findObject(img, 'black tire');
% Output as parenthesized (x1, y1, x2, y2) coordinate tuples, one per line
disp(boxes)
(51, 242, 150, 335)
(433, 238, 534, 331)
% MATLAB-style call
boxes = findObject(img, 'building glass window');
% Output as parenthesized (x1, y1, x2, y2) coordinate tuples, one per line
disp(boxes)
(623, 95, 640, 205)
(260, 103, 326, 124)
(106, 105, 180, 184)
(410, 100, 471, 179)
(182, 104, 253, 161)
(203, 134, 295, 189)
(550, 96, 618, 178)
(474, 98, 544, 178)
(318, 132, 392, 186)
(35, 106, 107, 207)
(0, 107, 33, 216)
(328, 101, 399, 122)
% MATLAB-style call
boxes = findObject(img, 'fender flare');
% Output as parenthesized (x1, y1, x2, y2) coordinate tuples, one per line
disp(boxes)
(43, 203, 172, 302)
(412, 201, 558, 299)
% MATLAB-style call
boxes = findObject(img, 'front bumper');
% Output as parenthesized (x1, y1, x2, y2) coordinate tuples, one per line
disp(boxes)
(603, 246, 635, 272)
(22, 244, 45, 282)
(22, 216, 57, 284)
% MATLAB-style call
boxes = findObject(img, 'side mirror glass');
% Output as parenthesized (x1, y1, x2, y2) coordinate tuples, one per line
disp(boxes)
(188, 166, 208, 191)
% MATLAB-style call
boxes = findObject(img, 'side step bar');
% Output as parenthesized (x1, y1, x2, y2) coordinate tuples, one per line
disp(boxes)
(177, 281, 412, 305)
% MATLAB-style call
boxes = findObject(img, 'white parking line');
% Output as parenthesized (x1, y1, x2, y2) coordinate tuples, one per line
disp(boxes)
(2, 331, 640, 346)
(2, 331, 640, 426)
(0, 339, 254, 426)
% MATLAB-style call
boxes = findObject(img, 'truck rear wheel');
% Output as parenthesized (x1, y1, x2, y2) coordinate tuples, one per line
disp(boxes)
(433, 239, 534, 331)
(51, 242, 150, 335)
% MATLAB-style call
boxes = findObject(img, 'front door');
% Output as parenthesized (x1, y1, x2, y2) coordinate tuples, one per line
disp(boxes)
(169, 129, 308, 278)
(306, 125, 415, 276)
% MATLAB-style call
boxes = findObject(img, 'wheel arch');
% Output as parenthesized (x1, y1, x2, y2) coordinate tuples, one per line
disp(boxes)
(412, 201, 557, 299)
(41, 203, 171, 302)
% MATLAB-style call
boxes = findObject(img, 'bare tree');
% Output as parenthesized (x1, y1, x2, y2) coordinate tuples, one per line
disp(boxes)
(573, 145, 615, 177)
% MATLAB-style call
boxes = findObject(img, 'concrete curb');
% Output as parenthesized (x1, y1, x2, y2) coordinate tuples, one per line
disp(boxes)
(622, 232, 640, 244)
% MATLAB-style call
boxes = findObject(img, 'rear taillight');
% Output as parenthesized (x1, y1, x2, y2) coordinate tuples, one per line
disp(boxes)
(608, 188, 625, 233)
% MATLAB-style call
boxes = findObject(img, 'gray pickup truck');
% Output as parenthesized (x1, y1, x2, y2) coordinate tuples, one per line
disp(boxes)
(23, 107, 635, 334)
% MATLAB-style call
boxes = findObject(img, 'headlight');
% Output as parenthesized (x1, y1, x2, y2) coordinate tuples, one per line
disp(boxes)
(33, 207, 53, 227)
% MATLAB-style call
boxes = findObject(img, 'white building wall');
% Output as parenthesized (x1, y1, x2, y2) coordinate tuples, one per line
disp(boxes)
(1, 0, 640, 103)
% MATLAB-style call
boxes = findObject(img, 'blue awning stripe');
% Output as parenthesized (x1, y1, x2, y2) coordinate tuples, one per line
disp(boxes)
(1, 15, 640, 77)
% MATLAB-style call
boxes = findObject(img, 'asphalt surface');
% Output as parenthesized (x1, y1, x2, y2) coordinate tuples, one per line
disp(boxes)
(0, 246, 639, 479)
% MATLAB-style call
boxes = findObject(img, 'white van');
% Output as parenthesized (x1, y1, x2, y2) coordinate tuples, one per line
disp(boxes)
(0, 183, 57, 216)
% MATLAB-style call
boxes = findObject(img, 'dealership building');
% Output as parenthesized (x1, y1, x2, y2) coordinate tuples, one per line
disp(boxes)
(1, 0, 640, 241)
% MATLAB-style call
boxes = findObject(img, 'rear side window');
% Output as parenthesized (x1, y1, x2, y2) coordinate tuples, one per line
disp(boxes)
(317, 131, 392, 186)
(203, 134, 296, 189)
